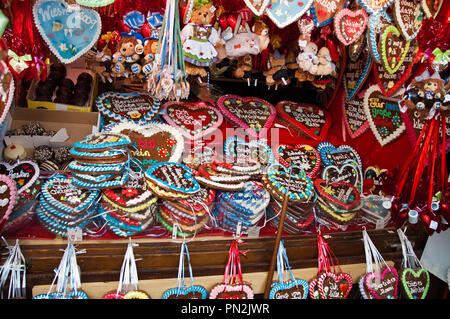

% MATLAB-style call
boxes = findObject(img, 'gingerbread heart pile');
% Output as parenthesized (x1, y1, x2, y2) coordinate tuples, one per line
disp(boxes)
(100, 174, 158, 237)
(37, 175, 100, 237)
(69, 132, 131, 189)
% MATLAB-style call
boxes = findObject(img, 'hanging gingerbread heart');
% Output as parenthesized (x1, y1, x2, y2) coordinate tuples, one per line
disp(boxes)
(367, 11, 393, 63)
(0, 174, 17, 231)
(33, 0, 102, 64)
(399, 268, 430, 299)
(244, 0, 270, 16)
(217, 95, 276, 139)
(310, 0, 347, 27)
(0, 73, 14, 126)
(342, 93, 370, 139)
(344, 40, 373, 100)
(273, 144, 321, 177)
(318, 271, 353, 299)
(358, 0, 395, 15)
(393, 0, 424, 41)
(380, 25, 410, 75)
(363, 85, 405, 146)
(334, 8, 368, 46)
(276, 101, 331, 140)
(265, 0, 313, 29)
(421, 0, 443, 18)
(365, 266, 399, 299)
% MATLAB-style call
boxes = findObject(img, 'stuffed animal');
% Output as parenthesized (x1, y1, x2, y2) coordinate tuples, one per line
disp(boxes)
(112, 37, 142, 77)
(232, 54, 253, 83)
(315, 47, 334, 76)
(296, 41, 319, 75)
(181, 1, 220, 79)
(264, 51, 290, 88)
(95, 45, 113, 82)
(252, 20, 270, 73)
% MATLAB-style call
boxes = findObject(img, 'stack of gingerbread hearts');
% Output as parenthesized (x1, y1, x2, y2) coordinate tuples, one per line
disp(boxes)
(144, 162, 204, 237)
(68, 132, 131, 189)
(212, 181, 270, 235)
(99, 173, 158, 237)
(36, 175, 100, 237)
(262, 164, 316, 234)
(0, 161, 41, 234)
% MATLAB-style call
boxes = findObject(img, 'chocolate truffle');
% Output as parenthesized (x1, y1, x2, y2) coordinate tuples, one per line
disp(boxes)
(53, 146, 71, 164)
(23, 121, 46, 136)
(33, 145, 54, 163)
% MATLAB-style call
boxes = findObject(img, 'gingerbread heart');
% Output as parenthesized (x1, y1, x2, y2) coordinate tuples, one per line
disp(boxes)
(310, 0, 347, 27)
(314, 179, 361, 211)
(162, 286, 208, 299)
(322, 162, 361, 189)
(0, 75, 14, 126)
(96, 91, 160, 125)
(265, 0, 313, 29)
(209, 283, 254, 299)
(0, 174, 17, 230)
(380, 25, 410, 75)
(365, 266, 399, 299)
(109, 122, 184, 170)
(273, 144, 321, 177)
(244, 0, 271, 16)
(364, 166, 390, 195)
(309, 277, 322, 299)
(0, 161, 40, 194)
(224, 137, 275, 167)
(358, 0, 395, 14)
(363, 85, 405, 146)
(162, 101, 223, 140)
(276, 101, 331, 140)
(217, 95, 276, 139)
(145, 162, 200, 195)
(394, 0, 424, 40)
(317, 142, 362, 168)
(334, 9, 368, 46)
(318, 271, 353, 299)
(269, 279, 309, 299)
(421, 0, 443, 18)
(344, 41, 373, 100)
(399, 268, 430, 299)
(342, 93, 370, 139)
(367, 11, 393, 63)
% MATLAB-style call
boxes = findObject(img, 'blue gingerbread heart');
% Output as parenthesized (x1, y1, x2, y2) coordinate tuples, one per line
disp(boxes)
(33, 0, 101, 63)
(269, 279, 309, 299)
(162, 286, 208, 299)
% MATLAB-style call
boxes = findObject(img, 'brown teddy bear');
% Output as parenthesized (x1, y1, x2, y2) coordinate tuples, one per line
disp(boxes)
(232, 54, 253, 83)
(94, 45, 113, 82)
(264, 51, 291, 88)
(112, 37, 142, 77)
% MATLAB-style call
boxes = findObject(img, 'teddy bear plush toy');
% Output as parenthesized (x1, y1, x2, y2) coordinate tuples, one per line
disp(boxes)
(112, 36, 143, 78)
(264, 51, 291, 88)
(232, 54, 253, 83)
(296, 41, 319, 75)
(95, 45, 113, 82)
(181, 0, 220, 85)
(315, 47, 334, 76)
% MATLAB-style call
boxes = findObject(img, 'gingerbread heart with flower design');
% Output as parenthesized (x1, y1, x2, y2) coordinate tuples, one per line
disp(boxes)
(334, 8, 368, 46)
(0, 161, 40, 194)
(314, 179, 361, 211)
(209, 283, 254, 299)
(318, 271, 353, 299)
(217, 95, 276, 139)
(162, 101, 223, 141)
(273, 144, 321, 177)
(310, 0, 347, 27)
(365, 266, 399, 299)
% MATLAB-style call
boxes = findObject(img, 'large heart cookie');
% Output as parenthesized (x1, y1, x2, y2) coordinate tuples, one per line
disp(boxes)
(334, 8, 368, 46)
(273, 144, 320, 177)
(357, 0, 395, 14)
(161, 101, 223, 140)
(363, 85, 405, 146)
(318, 271, 353, 299)
(0, 174, 17, 230)
(209, 283, 254, 299)
(96, 91, 160, 125)
(0, 161, 40, 194)
(310, 0, 347, 27)
(224, 137, 275, 167)
(314, 179, 361, 211)
(145, 162, 200, 195)
(399, 268, 430, 299)
(217, 95, 276, 139)
(108, 122, 184, 169)
(367, 11, 393, 63)
(269, 279, 309, 299)
(162, 285, 208, 299)
(33, 0, 101, 64)
(365, 266, 399, 299)
(344, 41, 373, 100)
(342, 93, 370, 139)
(380, 25, 410, 75)
(317, 142, 362, 168)
(276, 101, 331, 140)
(322, 162, 361, 190)
(393, 0, 424, 40)
(265, 0, 313, 29)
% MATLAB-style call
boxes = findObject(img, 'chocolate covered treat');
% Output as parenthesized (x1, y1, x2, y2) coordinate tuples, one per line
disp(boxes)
(33, 145, 54, 163)
(54, 146, 71, 164)
(23, 121, 46, 136)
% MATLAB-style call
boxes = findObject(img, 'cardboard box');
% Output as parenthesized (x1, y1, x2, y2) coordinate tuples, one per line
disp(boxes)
(26, 68, 98, 112)
(3, 108, 100, 155)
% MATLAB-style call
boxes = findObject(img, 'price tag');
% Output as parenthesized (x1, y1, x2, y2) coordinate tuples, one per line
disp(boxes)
(247, 226, 260, 238)
(375, 218, 384, 229)
(172, 223, 179, 240)
(235, 222, 242, 237)
(67, 227, 82, 242)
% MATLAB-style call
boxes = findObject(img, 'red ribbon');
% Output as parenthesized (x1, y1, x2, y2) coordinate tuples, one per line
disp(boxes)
(441, 115, 448, 200)
(223, 238, 247, 289)
(316, 235, 343, 275)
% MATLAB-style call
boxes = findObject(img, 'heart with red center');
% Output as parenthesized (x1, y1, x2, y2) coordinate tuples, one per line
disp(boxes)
(363, 85, 405, 147)
(217, 95, 276, 139)
(276, 101, 331, 140)
(310, 0, 347, 27)
(365, 266, 399, 299)
(334, 9, 368, 46)
(314, 179, 361, 211)
(273, 144, 321, 177)
(162, 101, 223, 141)
(209, 283, 254, 299)
(318, 271, 353, 299)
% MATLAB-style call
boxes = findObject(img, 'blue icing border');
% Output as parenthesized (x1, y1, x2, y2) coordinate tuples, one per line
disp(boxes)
(69, 148, 126, 159)
(38, 200, 96, 226)
(68, 161, 126, 174)
(74, 133, 131, 151)
(71, 171, 129, 189)
(145, 162, 200, 194)
(269, 279, 309, 299)
(224, 136, 275, 166)
(357, 0, 394, 15)
(162, 286, 208, 299)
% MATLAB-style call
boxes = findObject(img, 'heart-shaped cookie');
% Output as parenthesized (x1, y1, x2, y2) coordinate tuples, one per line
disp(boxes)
(421, 0, 443, 18)
(0, 174, 17, 230)
(162, 101, 223, 140)
(380, 25, 410, 75)
(244, 0, 270, 16)
(344, 41, 373, 100)
(33, 0, 101, 64)
(314, 179, 361, 211)
(365, 266, 399, 299)
(276, 101, 331, 140)
(269, 279, 309, 299)
(367, 11, 393, 63)
(317, 142, 362, 168)
(334, 8, 368, 46)
(357, 0, 395, 14)
(96, 91, 160, 125)
(399, 268, 430, 299)
(162, 286, 208, 299)
(363, 85, 405, 146)
(318, 271, 353, 299)
(310, 0, 347, 27)
(217, 95, 276, 139)
(145, 162, 200, 195)
(0, 161, 40, 194)
(309, 277, 322, 299)
(322, 162, 361, 190)
(73, 132, 131, 152)
(224, 137, 275, 167)
(342, 93, 370, 138)
(209, 283, 254, 299)
(364, 166, 390, 195)
(273, 144, 320, 177)
(265, 0, 313, 29)
(394, 0, 424, 40)
(109, 122, 184, 169)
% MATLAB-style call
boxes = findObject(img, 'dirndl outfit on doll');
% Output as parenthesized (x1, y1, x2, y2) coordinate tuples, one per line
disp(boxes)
(181, 23, 219, 67)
